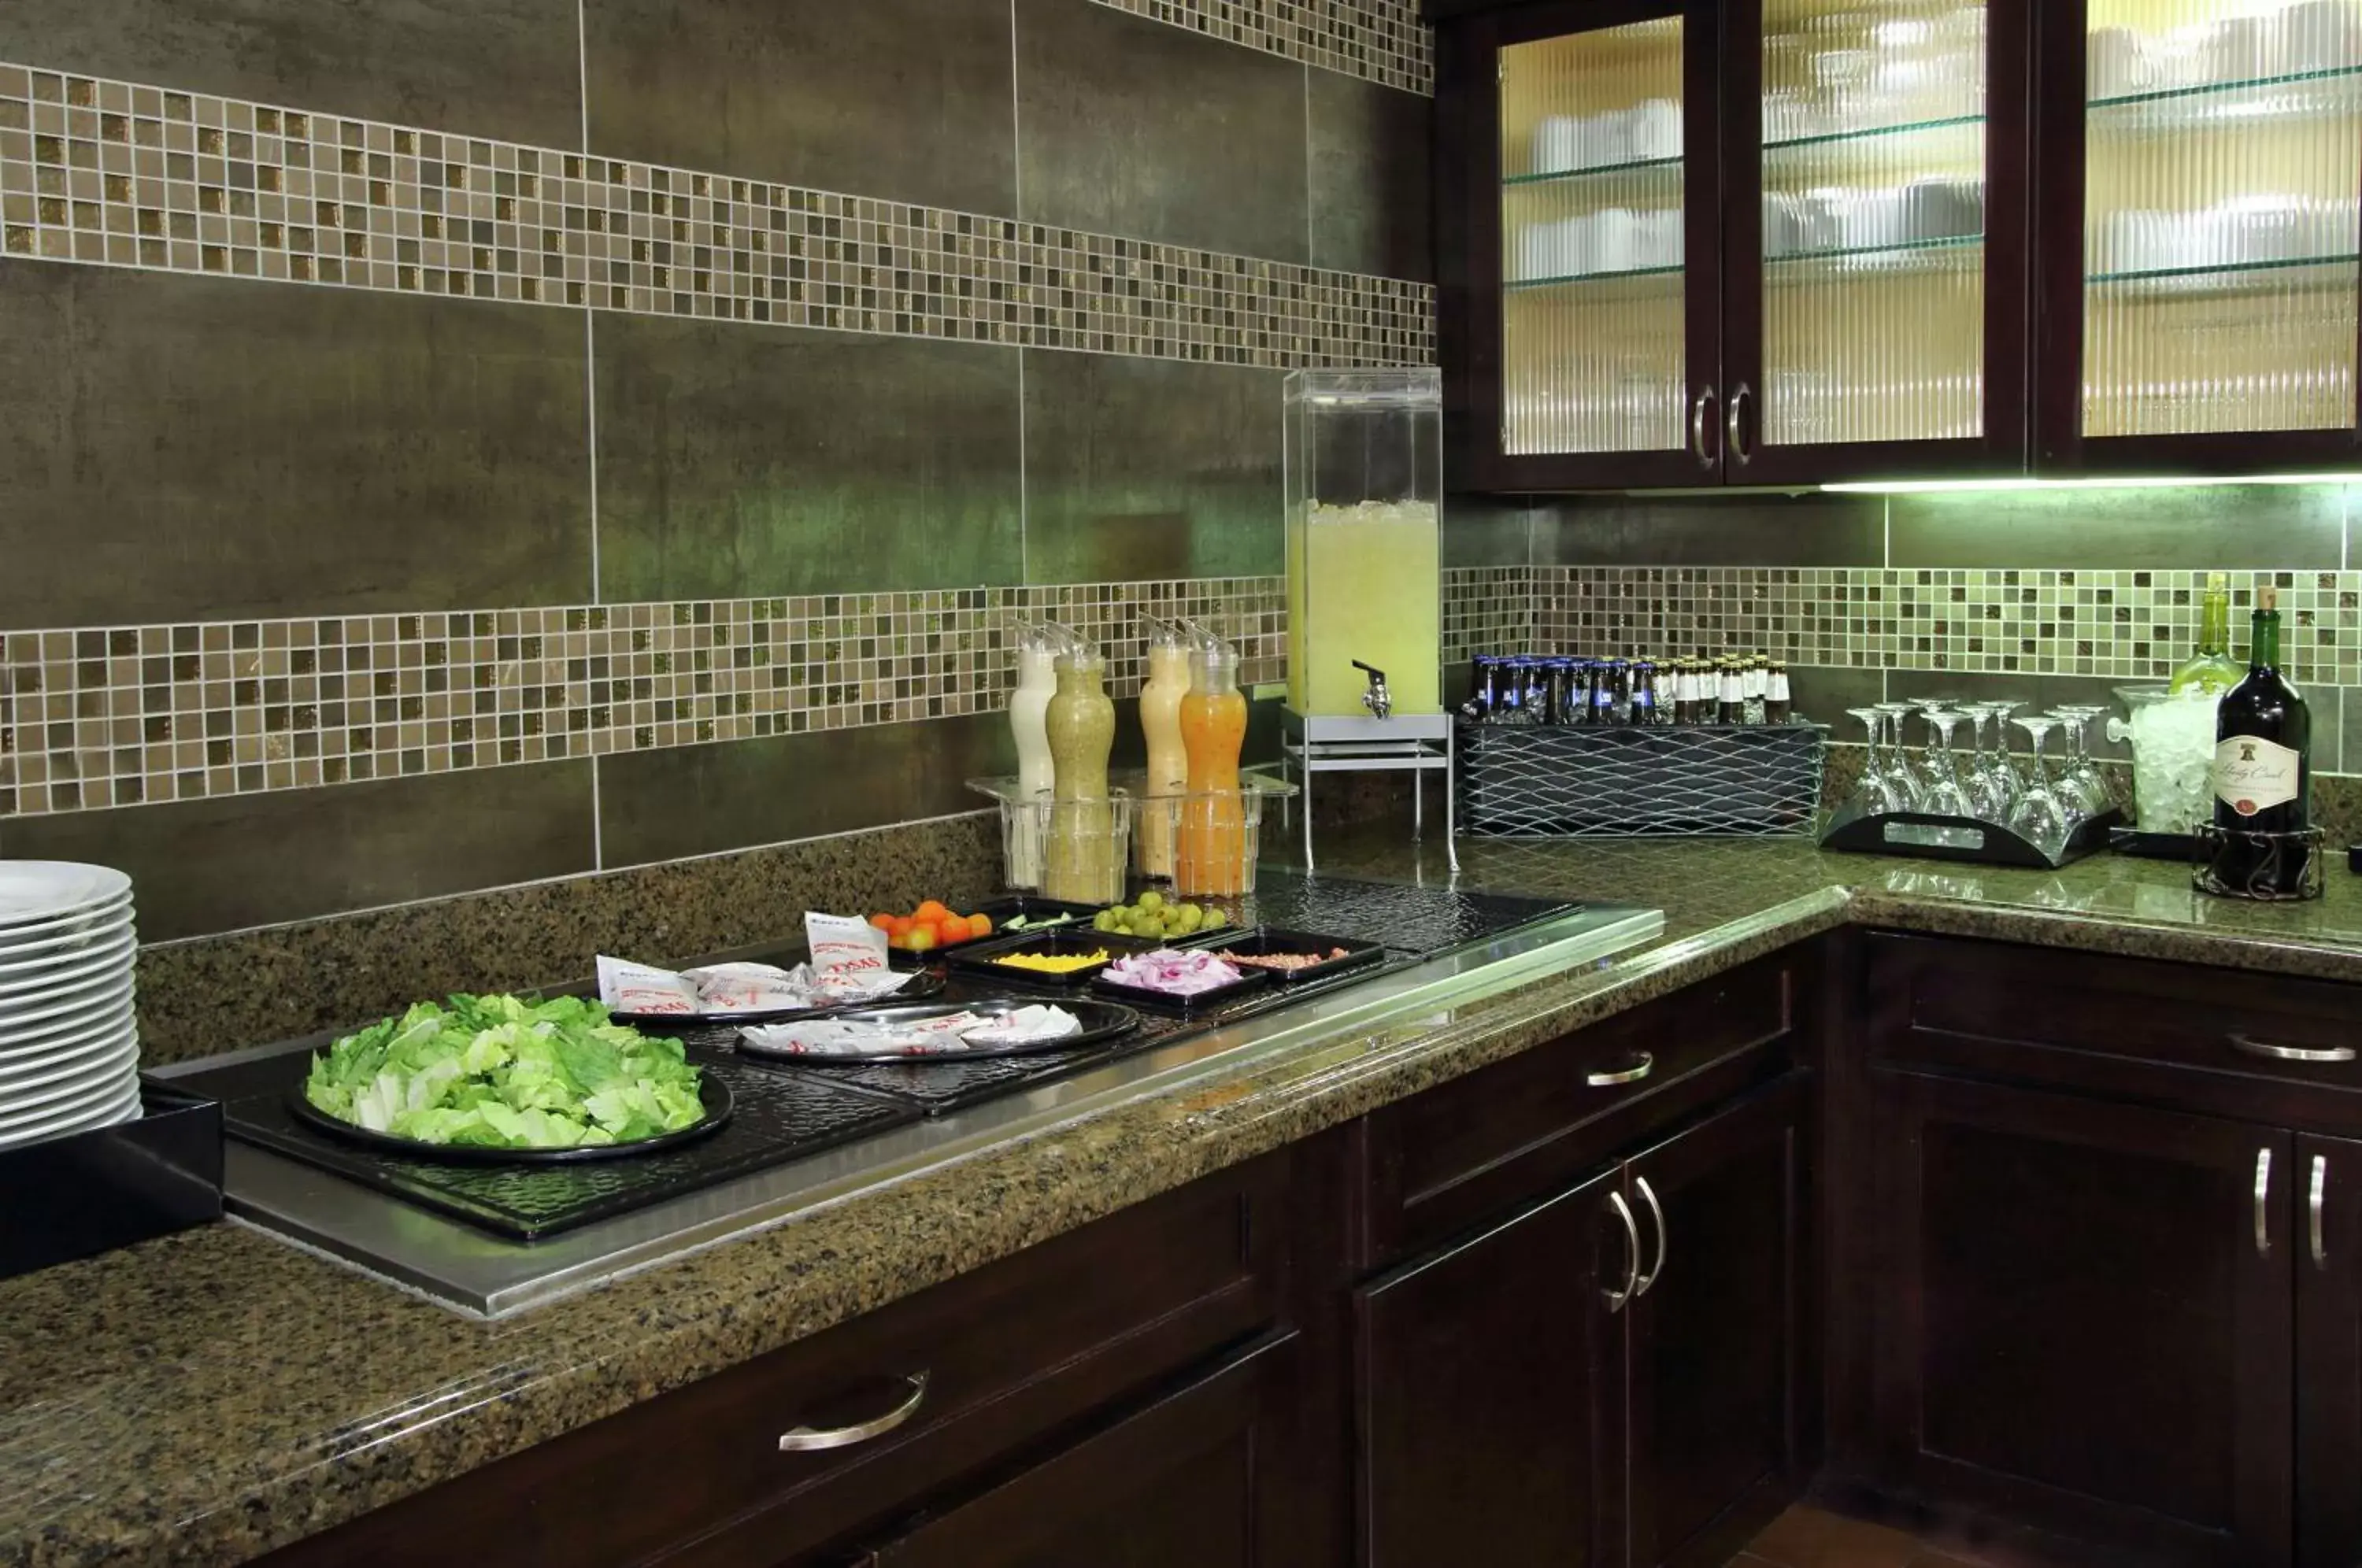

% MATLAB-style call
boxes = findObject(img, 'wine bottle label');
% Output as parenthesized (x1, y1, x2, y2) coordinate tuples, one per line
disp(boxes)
(2212, 734, 2303, 816)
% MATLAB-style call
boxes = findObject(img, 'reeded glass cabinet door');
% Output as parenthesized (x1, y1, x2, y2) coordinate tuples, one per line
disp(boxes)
(1475, 1, 1720, 487)
(1724, 0, 2029, 479)
(2079, 1, 2362, 443)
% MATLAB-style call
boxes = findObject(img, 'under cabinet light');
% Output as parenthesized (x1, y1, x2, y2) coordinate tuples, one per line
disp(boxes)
(1823, 473, 2362, 494)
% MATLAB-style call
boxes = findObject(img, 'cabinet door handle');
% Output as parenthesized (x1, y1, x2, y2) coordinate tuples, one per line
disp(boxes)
(2313, 1155, 2330, 1270)
(1633, 1175, 1667, 1299)
(1604, 1190, 1642, 1313)
(1690, 387, 1720, 469)
(778, 1372, 930, 1452)
(2231, 1033, 2356, 1064)
(1586, 1050, 1654, 1088)
(2256, 1148, 2275, 1259)
(1727, 381, 1754, 465)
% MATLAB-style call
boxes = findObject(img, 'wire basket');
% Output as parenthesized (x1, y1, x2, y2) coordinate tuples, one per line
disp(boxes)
(1457, 721, 1826, 838)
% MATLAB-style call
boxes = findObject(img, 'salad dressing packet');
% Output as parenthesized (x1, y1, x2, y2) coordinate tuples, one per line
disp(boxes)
(595, 955, 699, 1016)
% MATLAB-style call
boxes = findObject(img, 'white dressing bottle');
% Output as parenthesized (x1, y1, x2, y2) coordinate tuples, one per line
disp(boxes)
(1007, 622, 1061, 888)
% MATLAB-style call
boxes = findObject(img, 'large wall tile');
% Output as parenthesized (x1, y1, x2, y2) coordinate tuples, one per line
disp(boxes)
(6, 763, 595, 941)
(1535, 493, 1886, 568)
(0, 0, 582, 149)
(582, 0, 1016, 215)
(1022, 350, 1284, 584)
(1309, 69, 1432, 280)
(594, 316, 1025, 602)
(1444, 494, 1534, 568)
(1015, 0, 1309, 263)
(598, 714, 1014, 867)
(1890, 485, 2349, 570)
(0, 266, 591, 630)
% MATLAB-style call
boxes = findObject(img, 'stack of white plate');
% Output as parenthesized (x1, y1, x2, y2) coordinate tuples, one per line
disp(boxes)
(0, 863, 140, 1151)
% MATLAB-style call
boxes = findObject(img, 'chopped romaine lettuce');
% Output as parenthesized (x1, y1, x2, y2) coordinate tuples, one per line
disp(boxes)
(303, 994, 708, 1150)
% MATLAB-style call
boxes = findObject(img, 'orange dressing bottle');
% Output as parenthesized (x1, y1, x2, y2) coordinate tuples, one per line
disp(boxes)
(1176, 635, 1249, 897)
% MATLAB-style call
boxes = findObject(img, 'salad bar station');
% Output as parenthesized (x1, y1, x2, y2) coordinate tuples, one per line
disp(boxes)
(155, 869, 1660, 1315)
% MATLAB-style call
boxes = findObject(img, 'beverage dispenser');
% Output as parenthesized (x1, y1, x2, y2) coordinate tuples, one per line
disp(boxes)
(1282, 368, 1457, 870)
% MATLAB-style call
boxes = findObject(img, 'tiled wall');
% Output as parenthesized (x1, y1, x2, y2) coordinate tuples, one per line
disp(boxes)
(0, 0, 1435, 942)
(1510, 484, 2362, 778)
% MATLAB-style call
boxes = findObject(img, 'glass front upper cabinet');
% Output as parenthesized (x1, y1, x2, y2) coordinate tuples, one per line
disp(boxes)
(1446, 0, 2030, 490)
(1457, 0, 1723, 490)
(1722, 0, 2032, 481)
(2045, 0, 2362, 465)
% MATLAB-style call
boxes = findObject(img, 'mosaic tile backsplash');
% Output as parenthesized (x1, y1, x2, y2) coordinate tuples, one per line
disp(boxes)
(0, 580, 1293, 819)
(1536, 566, 2362, 687)
(0, 61, 1434, 369)
(1094, 0, 1435, 94)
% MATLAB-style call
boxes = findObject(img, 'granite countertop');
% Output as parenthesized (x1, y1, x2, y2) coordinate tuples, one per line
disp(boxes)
(10, 834, 2362, 1568)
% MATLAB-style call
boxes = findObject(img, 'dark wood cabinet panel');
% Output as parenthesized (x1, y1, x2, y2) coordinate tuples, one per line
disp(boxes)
(258, 1152, 1292, 1568)
(1356, 1165, 1626, 1568)
(1365, 948, 1799, 1263)
(1870, 1069, 2292, 1566)
(864, 1333, 1301, 1568)
(1627, 1077, 1810, 1568)
(1865, 932, 2362, 1136)
(2298, 1134, 2362, 1568)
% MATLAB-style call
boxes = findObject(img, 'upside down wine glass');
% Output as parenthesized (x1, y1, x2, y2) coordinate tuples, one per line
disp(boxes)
(2009, 714, 2071, 849)
(1846, 708, 1908, 815)
(1916, 709, 1974, 817)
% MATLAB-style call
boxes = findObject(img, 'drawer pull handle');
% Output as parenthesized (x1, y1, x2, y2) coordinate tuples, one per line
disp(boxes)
(1604, 1191, 1642, 1314)
(2256, 1148, 2274, 1260)
(1587, 1051, 1655, 1088)
(2231, 1034, 2356, 1064)
(778, 1373, 930, 1453)
(1633, 1175, 1667, 1300)
(2313, 1155, 2331, 1271)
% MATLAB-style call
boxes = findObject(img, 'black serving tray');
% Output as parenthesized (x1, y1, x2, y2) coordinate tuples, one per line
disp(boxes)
(949, 929, 1158, 988)
(1193, 926, 1388, 985)
(735, 998, 1141, 1064)
(1089, 962, 1273, 1015)
(0, 1082, 223, 1284)
(285, 1073, 735, 1165)
(2109, 826, 2202, 862)
(1820, 803, 2123, 871)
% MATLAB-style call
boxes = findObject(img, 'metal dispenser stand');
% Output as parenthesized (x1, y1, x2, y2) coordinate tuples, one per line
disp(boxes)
(1282, 712, 1457, 873)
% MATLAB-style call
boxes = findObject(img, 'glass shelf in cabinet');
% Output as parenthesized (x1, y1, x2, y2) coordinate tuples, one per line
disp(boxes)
(2088, 59, 2362, 112)
(1764, 233, 1985, 271)
(1503, 153, 1683, 189)
(1502, 263, 1691, 290)
(2088, 252, 2360, 285)
(1761, 113, 1986, 152)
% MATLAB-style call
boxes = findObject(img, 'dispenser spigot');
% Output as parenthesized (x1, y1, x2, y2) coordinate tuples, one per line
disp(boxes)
(1353, 660, 1393, 720)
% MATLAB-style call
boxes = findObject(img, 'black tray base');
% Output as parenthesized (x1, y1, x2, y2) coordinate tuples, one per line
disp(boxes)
(0, 1084, 223, 1284)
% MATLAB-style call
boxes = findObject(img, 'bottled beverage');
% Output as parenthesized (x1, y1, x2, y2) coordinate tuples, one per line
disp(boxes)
(1742, 656, 1768, 726)
(2207, 583, 2312, 897)
(1464, 655, 1501, 722)
(1766, 661, 1794, 725)
(1631, 660, 1660, 725)
(1177, 634, 1250, 897)
(1719, 661, 1745, 725)
(2171, 571, 2244, 697)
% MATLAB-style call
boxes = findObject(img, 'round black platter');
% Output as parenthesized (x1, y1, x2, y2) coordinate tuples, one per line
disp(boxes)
(735, 998, 1140, 1065)
(286, 1071, 735, 1164)
(611, 966, 946, 1028)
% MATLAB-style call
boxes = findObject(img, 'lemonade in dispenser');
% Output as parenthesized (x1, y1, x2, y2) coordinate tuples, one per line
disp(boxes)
(1285, 368, 1443, 720)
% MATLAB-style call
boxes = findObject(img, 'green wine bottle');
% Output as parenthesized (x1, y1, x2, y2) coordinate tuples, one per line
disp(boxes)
(2171, 571, 2242, 696)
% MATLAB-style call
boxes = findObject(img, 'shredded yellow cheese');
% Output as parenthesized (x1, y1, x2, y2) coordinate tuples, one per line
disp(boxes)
(991, 949, 1112, 974)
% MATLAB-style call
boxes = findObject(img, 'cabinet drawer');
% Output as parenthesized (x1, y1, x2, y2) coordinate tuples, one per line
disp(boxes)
(1867, 934, 2362, 1130)
(1364, 951, 1801, 1262)
(260, 1152, 1287, 1568)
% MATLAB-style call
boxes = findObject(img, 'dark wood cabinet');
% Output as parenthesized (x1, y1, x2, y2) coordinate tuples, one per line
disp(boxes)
(1868, 1068, 2292, 1566)
(1627, 1075, 1812, 1568)
(1432, 0, 2035, 492)
(1356, 1164, 1626, 1568)
(2298, 1134, 2362, 1568)
(857, 1333, 1303, 1568)
(1357, 1074, 1812, 1568)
